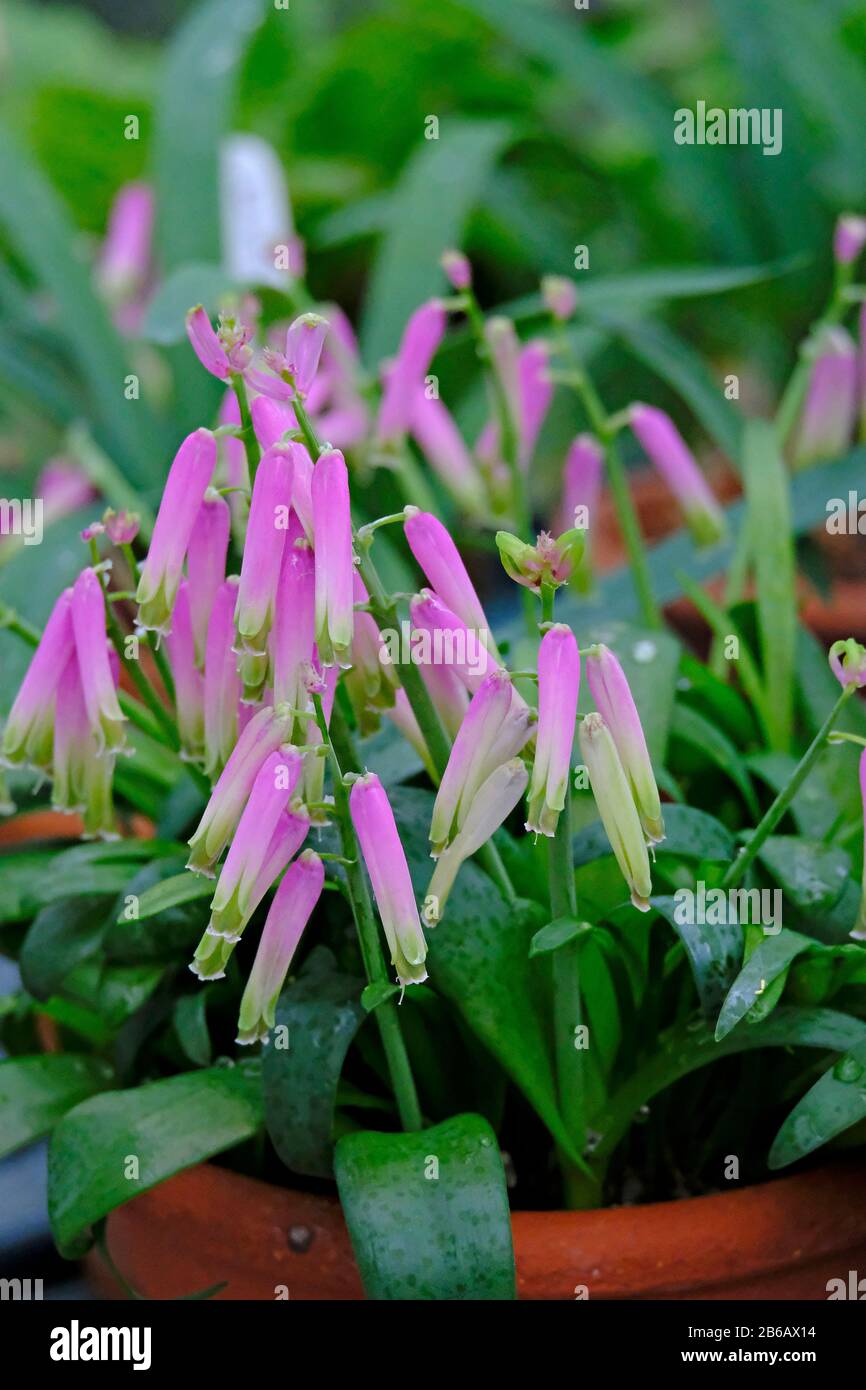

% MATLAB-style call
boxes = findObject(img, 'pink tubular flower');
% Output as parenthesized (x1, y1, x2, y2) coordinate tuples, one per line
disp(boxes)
(344, 572, 398, 732)
(556, 433, 604, 536)
(51, 649, 117, 839)
(236, 849, 325, 1043)
(526, 625, 579, 838)
(102, 508, 140, 546)
(408, 590, 498, 695)
(376, 300, 447, 445)
(187, 488, 231, 666)
(1, 588, 74, 768)
(518, 340, 552, 467)
(350, 772, 428, 986)
(542, 275, 578, 322)
(272, 533, 316, 716)
(418, 657, 470, 740)
(424, 758, 528, 926)
(235, 443, 294, 671)
(188, 701, 295, 874)
(586, 643, 664, 844)
(165, 580, 205, 763)
(403, 508, 497, 657)
(430, 670, 533, 857)
(204, 578, 241, 779)
(98, 182, 153, 304)
(312, 449, 354, 667)
(250, 393, 296, 449)
(37, 461, 96, 526)
(834, 214, 866, 266)
(71, 569, 126, 755)
(206, 746, 303, 943)
(250, 314, 329, 402)
(791, 329, 858, 470)
(409, 390, 488, 518)
(185, 306, 253, 381)
(440, 249, 472, 292)
(136, 428, 217, 633)
(579, 713, 652, 912)
(828, 638, 866, 690)
(629, 403, 726, 546)
(192, 805, 309, 981)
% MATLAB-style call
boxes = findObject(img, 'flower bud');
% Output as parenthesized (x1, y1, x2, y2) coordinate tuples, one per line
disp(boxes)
(424, 758, 528, 926)
(312, 449, 354, 667)
(136, 428, 217, 633)
(350, 772, 428, 986)
(236, 850, 325, 1044)
(404, 508, 497, 656)
(629, 404, 726, 546)
(586, 643, 664, 844)
(376, 300, 447, 445)
(71, 568, 126, 755)
(578, 713, 652, 912)
(51, 648, 119, 839)
(791, 328, 858, 470)
(526, 625, 579, 837)
(440, 249, 472, 292)
(829, 637, 866, 690)
(834, 214, 866, 267)
(541, 275, 578, 322)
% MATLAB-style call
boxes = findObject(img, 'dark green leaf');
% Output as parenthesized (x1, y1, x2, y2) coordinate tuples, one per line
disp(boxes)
(20, 897, 115, 1001)
(173, 992, 213, 1067)
(770, 1035, 866, 1169)
(335, 1113, 515, 1300)
(574, 804, 735, 870)
(0, 1055, 113, 1160)
(48, 1064, 263, 1257)
(122, 871, 214, 923)
(262, 966, 365, 1178)
(669, 703, 759, 817)
(529, 916, 591, 957)
(758, 836, 853, 941)
(651, 895, 742, 1017)
(715, 930, 816, 1041)
(361, 981, 401, 1013)
(104, 857, 208, 963)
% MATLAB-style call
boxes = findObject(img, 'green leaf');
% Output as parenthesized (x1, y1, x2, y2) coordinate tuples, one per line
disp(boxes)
(122, 871, 214, 923)
(361, 981, 402, 1013)
(757, 836, 855, 943)
(769, 1036, 866, 1170)
(651, 895, 743, 1018)
(262, 966, 365, 1179)
(715, 930, 816, 1041)
(173, 992, 213, 1067)
(20, 895, 115, 1001)
(669, 703, 759, 818)
(0, 128, 164, 488)
(742, 419, 796, 751)
(0, 1055, 113, 1161)
(335, 1113, 515, 1300)
(529, 916, 591, 957)
(745, 750, 839, 839)
(141, 263, 241, 345)
(104, 857, 208, 963)
(153, 0, 269, 269)
(361, 120, 512, 364)
(47, 1064, 263, 1257)
(574, 804, 735, 870)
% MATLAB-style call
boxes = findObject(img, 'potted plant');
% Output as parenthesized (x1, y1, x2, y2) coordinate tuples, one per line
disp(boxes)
(4, 146, 866, 1302)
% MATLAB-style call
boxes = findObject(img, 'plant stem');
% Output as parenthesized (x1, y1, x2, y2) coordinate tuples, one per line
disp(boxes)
(230, 372, 260, 483)
(721, 684, 854, 889)
(315, 695, 423, 1132)
(549, 791, 586, 1153)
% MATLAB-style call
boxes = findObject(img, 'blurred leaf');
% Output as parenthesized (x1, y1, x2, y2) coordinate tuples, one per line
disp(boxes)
(715, 929, 815, 1040)
(745, 750, 840, 839)
(104, 857, 209, 964)
(651, 895, 742, 1017)
(21, 895, 115, 1002)
(335, 1113, 515, 1300)
(173, 991, 213, 1068)
(0, 1055, 113, 1161)
(0, 131, 164, 488)
(262, 963, 365, 1178)
(361, 119, 512, 364)
(141, 263, 241, 345)
(529, 916, 589, 957)
(48, 1063, 263, 1257)
(669, 702, 760, 817)
(743, 419, 796, 750)
(770, 1034, 866, 1169)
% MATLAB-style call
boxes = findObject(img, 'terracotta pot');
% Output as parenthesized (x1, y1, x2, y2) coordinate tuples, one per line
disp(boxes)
(93, 1157, 866, 1300)
(0, 808, 154, 847)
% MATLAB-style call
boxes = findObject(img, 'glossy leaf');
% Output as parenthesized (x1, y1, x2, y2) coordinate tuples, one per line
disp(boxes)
(669, 703, 759, 818)
(574, 804, 735, 870)
(335, 1113, 515, 1300)
(20, 895, 116, 1001)
(0, 1055, 113, 1161)
(769, 1035, 866, 1169)
(48, 1063, 263, 1257)
(651, 895, 742, 1017)
(529, 916, 591, 957)
(715, 929, 816, 1040)
(122, 871, 214, 923)
(262, 964, 366, 1178)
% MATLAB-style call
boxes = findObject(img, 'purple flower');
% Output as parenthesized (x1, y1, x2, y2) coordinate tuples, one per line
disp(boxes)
(165, 580, 205, 764)
(98, 182, 153, 308)
(1, 588, 74, 768)
(629, 403, 726, 546)
(408, 589, 498, 696)
(440, 249, 472, 291)
(203, 577, 241, 779)
(350, 772, 428, 985)
(834, 214, 866, 266)
(136, 428, 217, 633)
(518, 340, 553, 467)
(578, 713, 652, 912)
(187, 488, 231, 665)
(51, 648, 117, 839)
(251, 393, 296, 449)
(526, 625, 579, 837)
(312, 449, 354, 667)
(235, 443, 294, 688)
(249, 313, 329, 401)
(71, 568, 126, 755)
(272, 532, 316, 716)
(236, 849, 325, 1043)
(541, 275, 578, 322)
(556, 433, 604, 537)
(404, 508, 496, 655)
(188, 702, 295, 874)
(186, 306, 254, 382)
(430, 669, 533, 856)
(424, 758, 528, 926)
(791, 329, 858, 470)
(376, 300, 447, 445)
(586, 643, 664, 844)
(828, 638, 866, 690)
(102, 508, 141, 546)
(343, 571, 398, 732)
